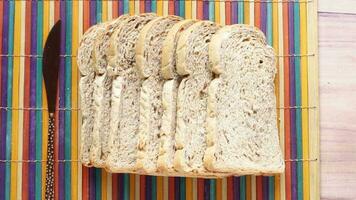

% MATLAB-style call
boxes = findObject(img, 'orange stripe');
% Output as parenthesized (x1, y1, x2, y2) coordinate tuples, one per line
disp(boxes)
(227, 177, 233, 200)
(168, 0, 174, 15)
(140, 0, 145, 13)
(112, 1, 119, 18)
(254, 1, 261, 28)
(225, 1, 231, 25)
(197, 0, 203, 20)
(186, 178, 193, 200)
(83, 1, 90, 31)
(283, 2, 291, 200)
(216, 178, 222, 200)
(81, 2, 90, 200)
(256, 176, 263, 200)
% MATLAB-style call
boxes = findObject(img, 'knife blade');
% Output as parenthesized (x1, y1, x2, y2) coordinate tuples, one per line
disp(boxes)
(42, 20, 61, 200)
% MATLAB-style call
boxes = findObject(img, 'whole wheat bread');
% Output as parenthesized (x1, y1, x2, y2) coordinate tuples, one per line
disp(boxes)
(204, 25, 285, 175)
(135, 16, 182, 173)
(90, 15, 129, 167)
(157, 19, 197, 173)
(105, 13, 157, 172)
(77, 23, 108, 166)
(173, 21, 221, 175)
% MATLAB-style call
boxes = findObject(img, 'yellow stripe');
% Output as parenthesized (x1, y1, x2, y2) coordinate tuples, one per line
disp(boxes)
(222, 178, 227, 200)
(102, 0, 108, 21)
(11, 1, 22, 199)
(157, 176, 163, 200)
(17, 1, 26, 199)
(42, 1, 50, 199)
(130, 0, 135, 15)
(102, 171, 108, 200)
(300, 2, 310, 200)
(214, 1, 220, 24)
(244, 1, 250, 25)
(163, 177, 168, 200)
(219, 1, 225, 25)
(185, 1, 192, 19)
(72, 1, 79, 199)
(157, 0, 163, 16)
(277, 1, 286, 199)
(192, 178, 197, 200)
(186, 177, 193, 200)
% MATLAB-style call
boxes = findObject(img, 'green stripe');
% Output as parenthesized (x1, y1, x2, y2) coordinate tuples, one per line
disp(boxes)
(124, 174, 129, 200)
(180, 178, 186, 200)
(294, 2, 303, 200)
(5, 2, 15, 200)
(269, 177, 275, 200)
(35, 2, 44, 199)
(95, 169, 102, 200)
(124, 0, 129, 14)
(179, 1, 185, 18)
(210, 179, 216, 200)
(151, 0, 157, 13)
(240, 176, 246, 200)
(65, 2, 73, 200)
(152, 176, 157, 200)
(238, 1, 244, 24)
(96, 1, 102, 23)
(209, 1, 214, 21)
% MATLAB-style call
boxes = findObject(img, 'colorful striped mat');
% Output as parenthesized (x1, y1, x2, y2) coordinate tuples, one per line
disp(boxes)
(0, 1, 319, 200)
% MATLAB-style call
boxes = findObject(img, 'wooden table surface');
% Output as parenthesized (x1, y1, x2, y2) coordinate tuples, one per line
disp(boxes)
(319, 0, 356, 199)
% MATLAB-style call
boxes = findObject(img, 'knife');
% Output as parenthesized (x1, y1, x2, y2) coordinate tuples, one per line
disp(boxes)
(42, 20, 61, 200)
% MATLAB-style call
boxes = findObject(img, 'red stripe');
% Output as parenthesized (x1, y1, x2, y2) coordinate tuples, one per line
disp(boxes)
(169, 177, 175, 200)
(22, 1, 31, 199)
(140, 175, 146, 200)
(112, 174, 118, 200)
(197, 0, 203, 20)
(197, 178, 204, 200)
(112, 1, 119, 18)
(225, 1, 231, 25)
(256, 176, 263, 200)
(254, 1, 261, 28)
(283, 2, 291, 200)
(168, 0, 174, 15)
(227, 177, 233, 200)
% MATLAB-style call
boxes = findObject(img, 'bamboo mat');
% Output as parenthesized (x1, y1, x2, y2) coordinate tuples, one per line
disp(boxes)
(0, 1, 319, 200)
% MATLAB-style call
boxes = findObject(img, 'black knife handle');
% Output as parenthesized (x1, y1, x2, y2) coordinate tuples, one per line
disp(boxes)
(45, 113, 55, 200)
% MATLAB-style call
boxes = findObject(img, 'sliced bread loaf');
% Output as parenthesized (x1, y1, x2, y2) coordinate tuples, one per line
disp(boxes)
(157, 19, 197, 173)
(204, 25, 285, 175)
(90, 15, 130, 167)
(135, 16, 182, 173)
(77, 23, 107, 166)
(173, 21, 221, 175)
(105, 13, 157, 173)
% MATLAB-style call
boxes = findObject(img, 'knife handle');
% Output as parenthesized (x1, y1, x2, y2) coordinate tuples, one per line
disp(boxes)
(45, 113, 55, 200)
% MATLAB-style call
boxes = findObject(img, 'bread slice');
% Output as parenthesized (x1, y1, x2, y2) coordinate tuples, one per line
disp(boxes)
(105, 13, 157, 173)
(157, 19, 197, 173)
(204, 25, 285, 175)
(135, 16, 182, 173)
(77, 23, 108, 166)
(173, 21, 221, 175)
(90, 15, 130, 167)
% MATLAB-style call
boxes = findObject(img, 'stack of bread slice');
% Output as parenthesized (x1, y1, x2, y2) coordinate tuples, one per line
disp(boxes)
(77, 14, 284, 177)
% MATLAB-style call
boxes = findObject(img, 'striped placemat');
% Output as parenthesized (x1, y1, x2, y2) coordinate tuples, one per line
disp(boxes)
(0, 1, 319, 200)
